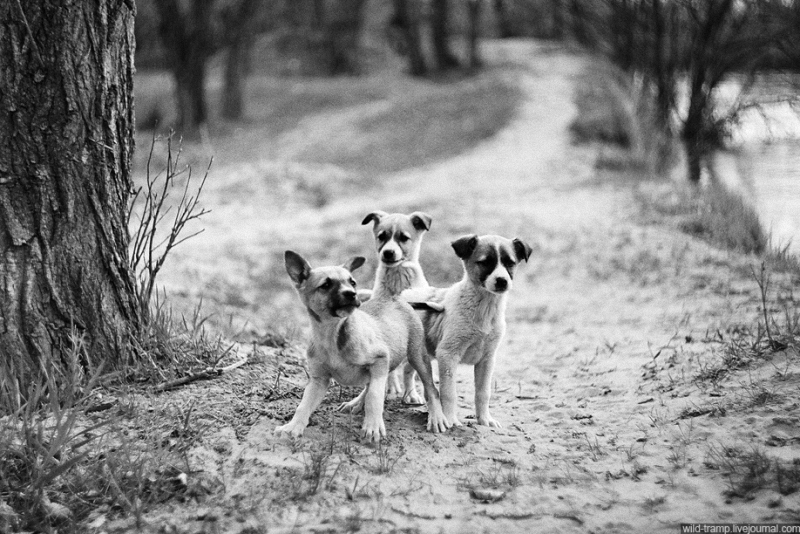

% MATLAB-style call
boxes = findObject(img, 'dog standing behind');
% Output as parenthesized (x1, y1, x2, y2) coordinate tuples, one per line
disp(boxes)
(402, 234, 532, 428)
(361, 210, 433, 403)
(275, 251, 449, 442)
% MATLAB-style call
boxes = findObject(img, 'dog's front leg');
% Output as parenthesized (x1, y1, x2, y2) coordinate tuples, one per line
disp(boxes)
(437, 351, 462, 427)
(474, 356, 500, 428)
(362, 355, 390, 442)
(275, 376, 330, 438)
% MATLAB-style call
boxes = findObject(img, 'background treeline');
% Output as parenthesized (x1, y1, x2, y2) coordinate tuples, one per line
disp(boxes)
(550, 0, 800, 182)
(135, 0, 800, 182)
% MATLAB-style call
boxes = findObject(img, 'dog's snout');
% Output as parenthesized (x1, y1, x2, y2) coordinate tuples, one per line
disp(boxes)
(341, 288, 357, 301)
(494, 278, 508, 291)
(382, 249, 397, 262)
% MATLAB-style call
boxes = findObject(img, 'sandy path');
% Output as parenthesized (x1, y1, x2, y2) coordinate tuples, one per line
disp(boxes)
(137, 41, 800, 533)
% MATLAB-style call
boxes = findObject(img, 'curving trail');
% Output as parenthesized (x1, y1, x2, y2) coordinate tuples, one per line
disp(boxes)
(138, 40, 800, 534)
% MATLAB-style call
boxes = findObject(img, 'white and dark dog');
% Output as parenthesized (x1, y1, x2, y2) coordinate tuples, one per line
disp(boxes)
(403, 234, 532, 428)
(360, 210, 433, 402)
(276, 251, 449, 442)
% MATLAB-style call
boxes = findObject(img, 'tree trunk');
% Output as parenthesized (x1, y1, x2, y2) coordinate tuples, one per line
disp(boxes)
(431, 0, 460, 71)
(552, 0, 565, 40)
(221, 0, 261, 120)
(569, 0, 590, 46)
(683, 86, 709, 183)
(222, 39, 247, 120)
(326, 0, 367, 75)
(467, 0, 482, 70)
(155, 0, 214, 135)
(175, 59, 208, 132)
(494, 0, 516, 38)
(394, 0, 428, 76)
(0, 0, 139, 395)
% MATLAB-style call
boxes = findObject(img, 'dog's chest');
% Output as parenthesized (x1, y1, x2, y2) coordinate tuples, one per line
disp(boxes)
(374, 263, 427, 297)
(313, 344, 371, 386)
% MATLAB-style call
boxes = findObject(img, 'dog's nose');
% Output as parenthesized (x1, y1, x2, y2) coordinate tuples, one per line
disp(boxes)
(494, 278, 508, 291)
(341, 288, 357, 301)
(382, 250, 396, 262)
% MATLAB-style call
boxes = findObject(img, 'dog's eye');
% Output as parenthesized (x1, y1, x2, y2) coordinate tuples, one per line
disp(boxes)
(502, 258, 516, 268)
(320, 279, 333, 290)
(397, 234, 410, 243)
(349, 278, 357, 287)
(377, 231, 389, 242)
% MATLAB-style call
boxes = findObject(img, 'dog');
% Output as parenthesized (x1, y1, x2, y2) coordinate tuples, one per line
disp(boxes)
(361, 210, 433, 402)
(402, 234, 532, 428)
(275, 251, 449, 442)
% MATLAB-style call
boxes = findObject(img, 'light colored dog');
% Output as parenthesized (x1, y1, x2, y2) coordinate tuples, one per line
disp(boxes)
(361, 210, 433, 403)
(402, 234, 532, 428)
(275, 251, 449, 442)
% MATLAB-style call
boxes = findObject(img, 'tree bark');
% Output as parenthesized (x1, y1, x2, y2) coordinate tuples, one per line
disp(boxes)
(0, 0, 140, 392)
(155, 0, 214, 135)
(431, 0, 460, 71)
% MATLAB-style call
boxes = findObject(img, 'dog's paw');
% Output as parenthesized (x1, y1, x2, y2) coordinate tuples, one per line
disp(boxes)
(426, 412, 451, 433)
(402, 389, 424, 406)
(275, 422, 305, 438)
(446, 415, 463, 428)
(338, 398, 365, 414)
(477, 414, 501, 428)
(361, 418, 386, 443)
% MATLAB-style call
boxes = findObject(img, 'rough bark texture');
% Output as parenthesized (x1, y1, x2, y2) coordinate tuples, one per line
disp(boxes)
(0, 0, 139, 383)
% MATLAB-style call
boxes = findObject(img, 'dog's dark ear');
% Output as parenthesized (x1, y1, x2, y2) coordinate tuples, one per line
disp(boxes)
(451, 234, 479, 259)
(512, 238, 533, 263)
(410, 211, 432, 232)
(285, 250, 312, 286)
(342, 256, 366, 273)
(361, 211, 388, 226)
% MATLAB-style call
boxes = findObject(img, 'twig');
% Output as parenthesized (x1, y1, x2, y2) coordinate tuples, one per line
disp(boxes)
(153, 355, 248, 392)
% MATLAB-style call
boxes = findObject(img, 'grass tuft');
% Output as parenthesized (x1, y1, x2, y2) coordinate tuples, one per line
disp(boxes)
(705, 445, 800, 499)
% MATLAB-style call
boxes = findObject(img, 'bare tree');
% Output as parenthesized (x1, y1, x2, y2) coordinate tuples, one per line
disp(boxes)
(577, 0, 789, 182)
(0, 0, 139, 390)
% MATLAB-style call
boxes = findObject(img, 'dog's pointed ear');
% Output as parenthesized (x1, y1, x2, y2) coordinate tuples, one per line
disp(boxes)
(285, 250, 312, 287)
(452, 234, 479, 259)
(410, 211, 432, 232)
(512, 238, 533, 263)
(342, 256, 366, 273)
(361, 211, 388, 226)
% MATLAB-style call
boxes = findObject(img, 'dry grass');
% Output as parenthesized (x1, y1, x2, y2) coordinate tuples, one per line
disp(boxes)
(705, 445, 800, 499)
(299, 70, 521, 175)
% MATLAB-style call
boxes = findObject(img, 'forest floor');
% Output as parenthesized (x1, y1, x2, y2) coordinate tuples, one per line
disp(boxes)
(102, 40, 800, 533)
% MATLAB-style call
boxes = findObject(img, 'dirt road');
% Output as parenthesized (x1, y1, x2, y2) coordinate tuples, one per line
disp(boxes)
(132, 41, 800, 533)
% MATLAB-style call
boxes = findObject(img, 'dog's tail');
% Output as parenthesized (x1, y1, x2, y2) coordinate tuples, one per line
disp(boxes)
(409, 301, 445, 312)
(401, 287, 445, 313)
